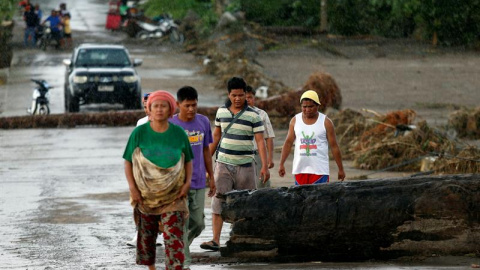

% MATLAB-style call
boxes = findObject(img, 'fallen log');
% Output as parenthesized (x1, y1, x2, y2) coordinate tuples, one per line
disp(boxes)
(0, 107, 218, 129)
(221, 174, 480, 262)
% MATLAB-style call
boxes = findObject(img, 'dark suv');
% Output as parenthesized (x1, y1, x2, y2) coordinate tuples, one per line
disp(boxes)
(63, 44, 143, 112)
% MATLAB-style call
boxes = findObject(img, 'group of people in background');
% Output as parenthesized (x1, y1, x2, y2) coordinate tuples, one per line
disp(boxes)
(123, 76, 346, 270)
(20, 1, 72, 49)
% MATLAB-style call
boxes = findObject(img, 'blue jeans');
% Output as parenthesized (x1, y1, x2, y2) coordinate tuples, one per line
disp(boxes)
(24, 27, 36, 47)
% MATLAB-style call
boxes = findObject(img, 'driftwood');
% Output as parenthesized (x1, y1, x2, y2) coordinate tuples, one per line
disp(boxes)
(220, 174, 480, 261)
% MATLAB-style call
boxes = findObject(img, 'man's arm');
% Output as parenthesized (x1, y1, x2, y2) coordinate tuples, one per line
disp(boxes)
(254, 132, 270, 182)
(124, 160, 142, 204)
(262, 111, 275, 168)
(266, 137, 274, 168)
(203, 145, 216, 197)
(209, 126, 221, 156)
(279, 117, 296, 177)
(325, 118, 345, 181)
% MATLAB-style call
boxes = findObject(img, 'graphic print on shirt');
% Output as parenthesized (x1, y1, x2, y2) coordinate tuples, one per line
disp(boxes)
(186, 129, 204, 146)
(300, 131, 317, 156)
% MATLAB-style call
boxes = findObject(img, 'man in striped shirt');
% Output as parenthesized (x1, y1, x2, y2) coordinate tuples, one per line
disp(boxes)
(200, 77, 270, 251)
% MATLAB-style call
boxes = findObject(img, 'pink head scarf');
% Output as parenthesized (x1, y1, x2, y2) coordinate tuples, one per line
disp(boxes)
(146, 90, 177, 117)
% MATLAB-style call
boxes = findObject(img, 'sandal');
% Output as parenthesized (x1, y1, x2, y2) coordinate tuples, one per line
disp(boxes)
(200, 240, 219, 251)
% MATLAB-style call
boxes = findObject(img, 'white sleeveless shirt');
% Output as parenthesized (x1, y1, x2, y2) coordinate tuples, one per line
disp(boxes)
(292, 112, 330, 175)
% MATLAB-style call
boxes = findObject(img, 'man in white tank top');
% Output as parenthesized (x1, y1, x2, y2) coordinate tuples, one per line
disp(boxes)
(278, 90, 345, 185)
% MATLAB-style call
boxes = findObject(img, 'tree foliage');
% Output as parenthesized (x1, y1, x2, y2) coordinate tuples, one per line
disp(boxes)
(0, 0, 17, 21)
(236, 0, 479, 46)
(141, 0, 480, 46)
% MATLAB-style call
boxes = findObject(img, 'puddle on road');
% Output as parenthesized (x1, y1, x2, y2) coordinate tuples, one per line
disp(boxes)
(36, 198, 99, 224)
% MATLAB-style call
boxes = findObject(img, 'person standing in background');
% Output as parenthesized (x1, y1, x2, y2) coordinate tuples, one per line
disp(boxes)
(23, 5, 38, 48)
(34, 4, 42, 21)
(62, 13, 72, 49)
(136, 93, 151, 126)
(245, 85, 275, 188)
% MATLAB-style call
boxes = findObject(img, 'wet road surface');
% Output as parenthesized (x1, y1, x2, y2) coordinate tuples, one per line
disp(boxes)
(2, 128, 477, 269)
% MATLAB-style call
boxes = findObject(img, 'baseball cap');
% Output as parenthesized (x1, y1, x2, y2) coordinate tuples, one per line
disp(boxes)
(300, 90, 321, 105)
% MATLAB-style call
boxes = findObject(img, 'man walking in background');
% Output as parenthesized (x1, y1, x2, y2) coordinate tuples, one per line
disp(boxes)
(245, 85, 275, 188)
(200, 77, 270, 251)
(170, 86, 216, 269)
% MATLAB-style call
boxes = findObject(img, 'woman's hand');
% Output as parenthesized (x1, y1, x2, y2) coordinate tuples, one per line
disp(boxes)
(177, 182, 191, 200)
(129, 186, 143, 205)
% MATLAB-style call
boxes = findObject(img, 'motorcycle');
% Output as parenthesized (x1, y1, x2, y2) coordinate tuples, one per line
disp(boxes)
(38, 22, 61, 51)
(27, 79, 52, 115)
(134, 14, 184, 44)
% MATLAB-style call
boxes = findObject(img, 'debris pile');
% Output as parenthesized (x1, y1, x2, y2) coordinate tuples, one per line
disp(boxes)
(448, 107, 480, 139)
(0, 108, 217, 129)
(328, 108, 368, 160)
(255, 72, 342, 119)
(182, 11, 292, 96)
(198, 33, 291, 96)
(0, 111, 145, 129)
(327, 108, 479, 174)
(433, 146, 480, 174)
(352, 120, 456, 171)
(301, 72, 342, 112)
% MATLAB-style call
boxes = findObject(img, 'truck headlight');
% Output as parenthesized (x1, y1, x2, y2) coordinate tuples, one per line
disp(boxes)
(73, 75, 88, 84)
(123, 75, 138, 83)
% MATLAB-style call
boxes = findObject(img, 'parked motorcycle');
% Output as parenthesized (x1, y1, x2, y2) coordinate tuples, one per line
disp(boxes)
(135, 14, 184, 44)
(27, 79, 52, 115)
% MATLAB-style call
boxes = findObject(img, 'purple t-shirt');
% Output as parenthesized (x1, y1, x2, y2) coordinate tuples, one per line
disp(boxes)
(169, 114, 213, 189)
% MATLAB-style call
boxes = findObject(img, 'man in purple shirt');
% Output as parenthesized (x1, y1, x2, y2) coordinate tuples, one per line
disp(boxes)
(169, 86, 215, 270)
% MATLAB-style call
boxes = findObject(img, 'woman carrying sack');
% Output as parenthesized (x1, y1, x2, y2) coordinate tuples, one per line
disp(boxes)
(123, 90, 193, 270)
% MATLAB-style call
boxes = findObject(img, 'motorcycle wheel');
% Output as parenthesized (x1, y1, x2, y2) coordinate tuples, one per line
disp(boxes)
(136, 31, 150, 40)
(41, 39, 47, 51)
(169, 29, 184, 44)
(38, 104, 50, 115)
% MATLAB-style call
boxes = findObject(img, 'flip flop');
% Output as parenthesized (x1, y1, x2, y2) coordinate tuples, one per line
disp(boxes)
(200, 240, 219, 251)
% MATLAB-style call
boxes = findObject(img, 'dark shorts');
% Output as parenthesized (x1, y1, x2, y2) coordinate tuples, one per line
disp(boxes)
(64, 33, 72, 38)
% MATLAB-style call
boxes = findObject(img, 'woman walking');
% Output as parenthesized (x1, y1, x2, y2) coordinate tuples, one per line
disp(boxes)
(123, 90, 193, 270)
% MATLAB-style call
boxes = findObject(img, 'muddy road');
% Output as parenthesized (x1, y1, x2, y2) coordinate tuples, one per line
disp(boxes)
(1, 0, 480, 269)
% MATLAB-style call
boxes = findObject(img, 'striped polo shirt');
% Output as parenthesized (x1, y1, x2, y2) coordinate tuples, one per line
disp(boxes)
(215, 100, 264, 166)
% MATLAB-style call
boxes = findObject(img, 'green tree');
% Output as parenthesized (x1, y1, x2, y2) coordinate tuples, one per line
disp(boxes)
(0, 0, 17, 21)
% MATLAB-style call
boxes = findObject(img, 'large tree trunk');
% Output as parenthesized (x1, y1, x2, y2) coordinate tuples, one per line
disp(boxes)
(320, 0, 328, 33)
(0, 21, 14, 69)
(220, 174, 480, 261)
